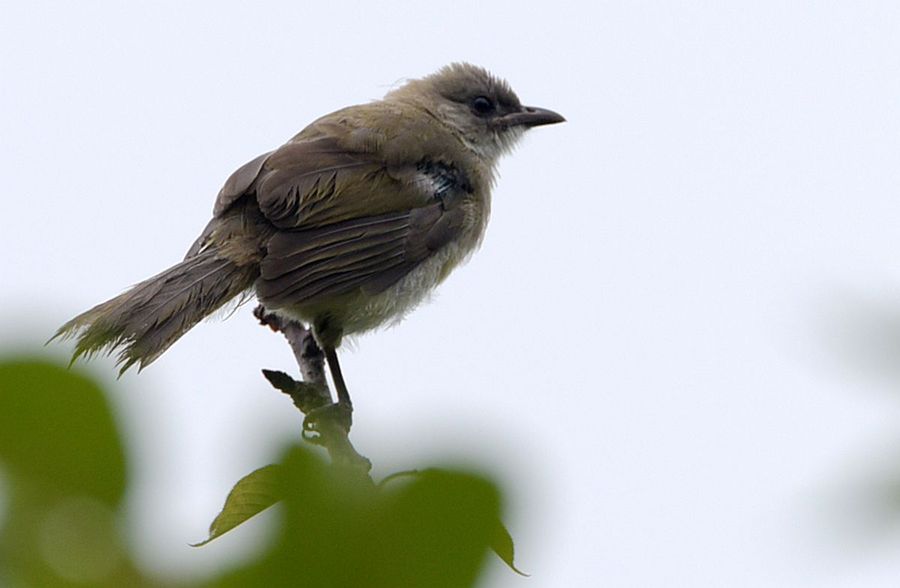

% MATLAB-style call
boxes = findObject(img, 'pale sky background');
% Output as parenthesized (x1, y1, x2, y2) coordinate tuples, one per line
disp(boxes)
(4, 1, 900, 586)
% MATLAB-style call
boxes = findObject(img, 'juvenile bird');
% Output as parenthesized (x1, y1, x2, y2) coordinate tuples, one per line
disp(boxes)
(56, 63, 564, 414)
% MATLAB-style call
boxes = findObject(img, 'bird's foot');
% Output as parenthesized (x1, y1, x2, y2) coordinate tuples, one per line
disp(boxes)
(303, 401, 353, 442)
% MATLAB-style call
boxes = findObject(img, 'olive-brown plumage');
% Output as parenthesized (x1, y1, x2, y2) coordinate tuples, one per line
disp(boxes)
(56, 63, 564, 394)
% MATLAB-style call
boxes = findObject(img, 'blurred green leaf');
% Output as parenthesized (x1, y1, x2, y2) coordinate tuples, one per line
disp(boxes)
(0, 359, 126, 504)
(213, 446, 507, 588)
(0, 356, 523, 587)
(193, 465, 281, 547)
(0, 357, 150, 587)
(381, 468, 526, 575)
(373, 467, 501, 588)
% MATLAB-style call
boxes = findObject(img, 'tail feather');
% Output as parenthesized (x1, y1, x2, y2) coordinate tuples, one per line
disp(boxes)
(54, 249, 258, 374)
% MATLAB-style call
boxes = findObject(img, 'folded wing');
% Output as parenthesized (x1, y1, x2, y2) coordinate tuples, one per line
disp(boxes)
(258, 202, 465, 307)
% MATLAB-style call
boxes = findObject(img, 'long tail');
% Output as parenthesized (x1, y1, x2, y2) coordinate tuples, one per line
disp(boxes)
(54, 248, 258, 374)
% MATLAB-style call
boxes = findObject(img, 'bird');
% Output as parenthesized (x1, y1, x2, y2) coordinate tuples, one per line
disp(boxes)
(55, 63, 565, 417)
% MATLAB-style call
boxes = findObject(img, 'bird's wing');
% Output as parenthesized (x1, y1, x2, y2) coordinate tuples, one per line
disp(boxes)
(213, 150, 273, 217)
(213, 111, 469, 304)
(213, 120, 436, 230)
(256, 201, 465, 306)
(258, 138, 434, 228)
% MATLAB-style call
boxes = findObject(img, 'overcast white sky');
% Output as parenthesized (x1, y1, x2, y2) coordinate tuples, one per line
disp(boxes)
(4, 1, 900, 586)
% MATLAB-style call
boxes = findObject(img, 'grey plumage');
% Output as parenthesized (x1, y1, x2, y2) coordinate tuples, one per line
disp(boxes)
(55, 63, 563, 376)
(54, 247, 258, 373)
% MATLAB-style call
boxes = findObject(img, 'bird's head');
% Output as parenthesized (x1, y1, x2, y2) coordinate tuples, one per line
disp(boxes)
(386, 63, 565, 164)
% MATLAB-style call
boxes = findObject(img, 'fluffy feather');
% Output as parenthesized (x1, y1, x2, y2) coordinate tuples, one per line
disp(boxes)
(53, 249, 257, 374)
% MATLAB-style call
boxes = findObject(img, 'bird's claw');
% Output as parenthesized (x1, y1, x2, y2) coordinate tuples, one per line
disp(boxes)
(302, 402, 353, 442)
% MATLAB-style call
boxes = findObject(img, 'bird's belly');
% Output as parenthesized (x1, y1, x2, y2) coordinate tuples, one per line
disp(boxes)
(269, 239, 473, 339)
(340, 240, 468, 335)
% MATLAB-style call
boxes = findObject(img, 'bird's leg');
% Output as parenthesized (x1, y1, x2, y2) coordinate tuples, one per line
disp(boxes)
(256, 305, 369, 471)
(303, 346, 353, 435)
(324, 346, 352, 408)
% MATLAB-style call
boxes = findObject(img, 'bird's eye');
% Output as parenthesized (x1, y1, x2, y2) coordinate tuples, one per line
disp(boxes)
(471, 96, 495, 116)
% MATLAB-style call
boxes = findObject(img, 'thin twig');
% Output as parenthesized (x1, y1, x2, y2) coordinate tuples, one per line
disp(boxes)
(254, 304, 372, 474)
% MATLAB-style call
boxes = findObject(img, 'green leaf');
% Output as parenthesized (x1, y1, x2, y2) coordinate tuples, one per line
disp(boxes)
(372, 468, 501, 588)
(492, 519, 528, 576)
(194, 464, 282, 547)
(0, 357, 151, 587)
(212, 447, 508, 588)
(379, 468, 526, 575)
(0, 359, 126, 505)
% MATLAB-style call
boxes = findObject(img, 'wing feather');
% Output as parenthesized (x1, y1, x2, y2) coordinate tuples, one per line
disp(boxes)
(208, 112, 470, 310)
(257, 203, 463, 307)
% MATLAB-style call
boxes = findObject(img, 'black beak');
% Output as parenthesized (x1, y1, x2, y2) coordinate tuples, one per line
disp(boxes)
(498, 105, 566, 128)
